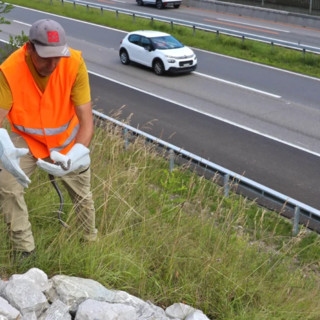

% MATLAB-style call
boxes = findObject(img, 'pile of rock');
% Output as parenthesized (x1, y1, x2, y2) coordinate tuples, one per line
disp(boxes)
(0, 268, 210, 320)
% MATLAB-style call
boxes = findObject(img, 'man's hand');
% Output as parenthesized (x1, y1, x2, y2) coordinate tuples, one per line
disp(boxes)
(0, 128, 31, 188)
(36, 143, 90, 176)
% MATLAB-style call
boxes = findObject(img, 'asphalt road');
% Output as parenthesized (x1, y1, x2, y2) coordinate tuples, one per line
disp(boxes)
(1, 4, 320, 214)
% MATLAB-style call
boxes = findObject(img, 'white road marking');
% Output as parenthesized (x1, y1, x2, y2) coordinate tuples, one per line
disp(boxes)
(12, 20, 30, 26)
(217, 18, 290, 33)
(194, 72, 281, 98)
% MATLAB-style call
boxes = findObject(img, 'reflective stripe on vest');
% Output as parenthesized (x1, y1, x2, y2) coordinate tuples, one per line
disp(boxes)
(50, 123, 79, 153)
(13, 116, 77, 136)
(13, 119, 80, 153)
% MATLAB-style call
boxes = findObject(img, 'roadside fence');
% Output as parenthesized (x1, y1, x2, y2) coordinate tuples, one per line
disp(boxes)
(93, 110, 320, 236)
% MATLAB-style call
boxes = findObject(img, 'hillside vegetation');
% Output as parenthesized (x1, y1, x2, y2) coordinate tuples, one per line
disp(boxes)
(1, 119, 320, 319)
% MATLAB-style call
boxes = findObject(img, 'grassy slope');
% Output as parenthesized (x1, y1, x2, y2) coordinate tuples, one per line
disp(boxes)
(1, 1, 320, 319)
(1, 122, 320, 320)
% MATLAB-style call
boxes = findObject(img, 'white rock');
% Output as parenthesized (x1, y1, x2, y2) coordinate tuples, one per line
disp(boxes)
(137, 300, 170, 319)
(49, 275, 115, 313)
(75, 299, 137, 320)
(2, 278, 48, 316)
(10, 268, 50, 292)
(0, 296, 20, 320)
(112, 290, 146, 308)
(21, 311, 37, 320)
(165, 303, 196, 319)
(38, 299, 71, 320)
(185, 310, 210, 320)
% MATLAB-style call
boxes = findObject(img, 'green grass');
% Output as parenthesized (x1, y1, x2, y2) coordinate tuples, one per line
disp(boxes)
(4, 0, 320, 78)
(1, 119, 320, 319)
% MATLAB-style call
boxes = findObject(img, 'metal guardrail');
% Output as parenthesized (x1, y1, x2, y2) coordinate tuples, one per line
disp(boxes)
(93, 110, 320, 236)
(60, 0, 320, 54)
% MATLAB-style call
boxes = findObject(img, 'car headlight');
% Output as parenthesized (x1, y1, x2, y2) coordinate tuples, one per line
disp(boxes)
(173, 54, 195, 59)
(164, 56, 176, 63)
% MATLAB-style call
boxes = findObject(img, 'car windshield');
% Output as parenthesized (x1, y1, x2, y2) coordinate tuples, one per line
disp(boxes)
(151, 36, 184, 50)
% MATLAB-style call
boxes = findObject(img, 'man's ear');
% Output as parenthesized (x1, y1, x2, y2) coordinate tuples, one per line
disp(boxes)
(26, 41, 33, 54)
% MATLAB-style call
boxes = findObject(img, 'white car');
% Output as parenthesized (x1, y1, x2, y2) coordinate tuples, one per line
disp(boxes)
(119, 30, 197, 76)
(136, 0, 181, 9)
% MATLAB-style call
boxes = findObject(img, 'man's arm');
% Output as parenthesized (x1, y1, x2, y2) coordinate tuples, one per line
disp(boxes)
(0, 107, 31, 187)
(0, 107, 9, 128)
(74, 101, 94, 147)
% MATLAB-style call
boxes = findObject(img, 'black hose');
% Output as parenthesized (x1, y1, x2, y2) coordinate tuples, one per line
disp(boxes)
(48, 174, 69, 228)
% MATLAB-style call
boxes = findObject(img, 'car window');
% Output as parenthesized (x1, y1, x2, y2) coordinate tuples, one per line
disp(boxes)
(128, 34, 141, 45)
(151, 36, 184, 50)
(140, 36, 152, 49)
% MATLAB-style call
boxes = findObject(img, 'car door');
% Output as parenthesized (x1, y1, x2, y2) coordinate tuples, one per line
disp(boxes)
(135, 36, 154, 67)
(126, 34, 141, 63)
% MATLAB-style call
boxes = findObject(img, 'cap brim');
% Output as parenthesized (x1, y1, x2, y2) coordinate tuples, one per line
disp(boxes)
(34, 43, 71, 58)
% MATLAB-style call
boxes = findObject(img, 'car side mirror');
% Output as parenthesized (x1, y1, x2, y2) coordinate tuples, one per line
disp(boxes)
(145, 45, 153, 52)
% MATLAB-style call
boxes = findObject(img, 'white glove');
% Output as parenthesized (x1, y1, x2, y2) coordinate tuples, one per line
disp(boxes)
(0, 128, 31, 188)
(36, 143, 90, 177)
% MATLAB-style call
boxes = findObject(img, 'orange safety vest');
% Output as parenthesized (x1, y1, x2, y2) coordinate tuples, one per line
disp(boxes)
(1, 44, 81, 159)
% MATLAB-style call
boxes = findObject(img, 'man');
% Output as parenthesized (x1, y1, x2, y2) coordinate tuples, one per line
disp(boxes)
(0, 19, 97, 258)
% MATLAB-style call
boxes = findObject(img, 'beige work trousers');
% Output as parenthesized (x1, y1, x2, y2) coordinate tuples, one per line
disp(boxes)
(0, 133, 97, 252)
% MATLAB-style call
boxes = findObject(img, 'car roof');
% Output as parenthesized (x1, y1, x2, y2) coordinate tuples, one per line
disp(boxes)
(128, 30, 170, 38)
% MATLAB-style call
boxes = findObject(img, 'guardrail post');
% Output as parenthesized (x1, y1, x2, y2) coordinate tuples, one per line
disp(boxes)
(302, 48, 306, 58)
(171, 21, 173, 31)
(292, 206, 300, 236)
(87, 4, 89, 12)
(309, 0, 313, 14)
(123, 128, 129, 150)
(151, 17, 154, 26)
(216, 30, 219, 39)
(224, 174, 230, 197)
(61, 0, 64, 6)
(242, 35, 245, 44)
(133, 13, 135, 23)
(116, 10, 119, 19)
(193, 25, 196, 36)
(169, 149, 174, 173)
(101, 7, 103, 15)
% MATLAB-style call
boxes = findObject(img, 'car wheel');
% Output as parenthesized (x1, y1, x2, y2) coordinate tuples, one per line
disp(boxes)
(173, 4, 180, 8)
(137, 0, 144, 5)
(120, 49, 130, 65)
(153, 60, 165, 75)
(156, 0, 163, 9)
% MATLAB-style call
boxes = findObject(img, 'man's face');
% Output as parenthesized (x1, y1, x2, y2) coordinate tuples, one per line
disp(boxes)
(27, 42, 61, 77)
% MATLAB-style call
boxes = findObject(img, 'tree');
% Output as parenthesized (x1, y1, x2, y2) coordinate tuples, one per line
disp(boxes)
(0, 1, 12, 27)
(0, 1, 28, 62)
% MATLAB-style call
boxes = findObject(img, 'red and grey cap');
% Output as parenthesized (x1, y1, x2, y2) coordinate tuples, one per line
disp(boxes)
(29, 19, 71, 58)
